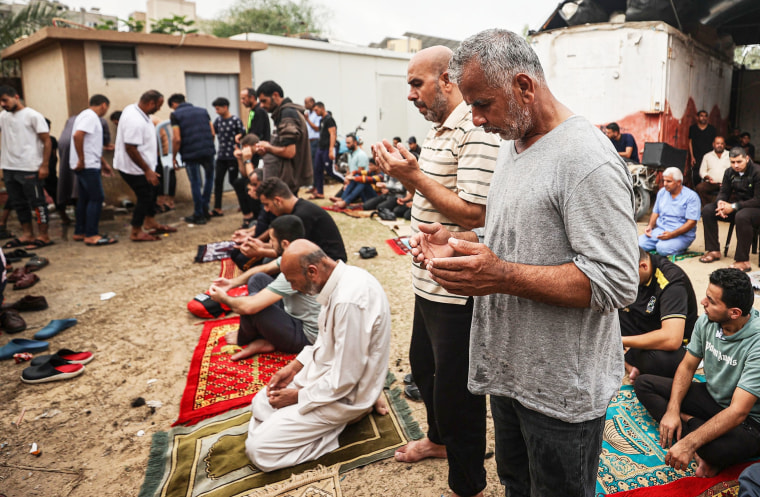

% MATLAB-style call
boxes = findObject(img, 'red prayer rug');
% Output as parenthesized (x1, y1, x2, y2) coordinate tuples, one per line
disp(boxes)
(385, 236, 411, 255)
(608, 461, 752, 496)
(174, 316, 296, 426)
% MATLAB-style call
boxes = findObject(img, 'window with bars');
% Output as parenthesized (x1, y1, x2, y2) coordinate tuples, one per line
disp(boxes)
(101, 45, 138, 79)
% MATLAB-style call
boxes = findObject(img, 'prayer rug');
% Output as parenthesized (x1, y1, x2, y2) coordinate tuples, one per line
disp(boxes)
(245, 464, 342, 497)
(385, 236, 411, 255)
(219, 257, 243, 280)
(195, 241, 237, 263)
(174, 317, 295, 426)
(646, 249, 703, 263)
(599, 385, 753, 496)
(139, 382, 422, 497)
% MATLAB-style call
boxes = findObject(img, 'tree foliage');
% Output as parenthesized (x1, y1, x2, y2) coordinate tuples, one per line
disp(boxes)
(735, 45, 760, 69)
(95, 17, 145, 32)
(150, 15, 198, 35)
(209, 0, 325, 38)
(0, 1, 57, 50)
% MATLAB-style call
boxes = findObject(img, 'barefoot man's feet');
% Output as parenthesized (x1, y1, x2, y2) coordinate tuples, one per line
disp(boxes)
(374, 395, 388, 416)
(695, 454, 720, 478)
(394, 438, 447, 463)
(224, 330, 238, 345)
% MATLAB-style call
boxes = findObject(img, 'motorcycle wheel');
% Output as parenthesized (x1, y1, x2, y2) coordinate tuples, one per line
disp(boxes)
(633, 185, 651, 221)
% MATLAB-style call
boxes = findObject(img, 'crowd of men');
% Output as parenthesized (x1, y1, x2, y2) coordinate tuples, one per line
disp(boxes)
(4, 27, 760, 497)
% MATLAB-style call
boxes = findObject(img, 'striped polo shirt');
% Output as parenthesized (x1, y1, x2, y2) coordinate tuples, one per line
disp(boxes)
(411, 101, 501, 305)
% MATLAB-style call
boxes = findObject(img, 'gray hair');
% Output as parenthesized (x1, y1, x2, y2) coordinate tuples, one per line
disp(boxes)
(662, 167, 683, 182)
(300, 248, 327, 277)
(449, 29, 545, 88)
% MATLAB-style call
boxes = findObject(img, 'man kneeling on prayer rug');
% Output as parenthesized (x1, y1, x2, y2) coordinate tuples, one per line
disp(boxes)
(245, 239, 391, 471)
(635, 268, 760, 477)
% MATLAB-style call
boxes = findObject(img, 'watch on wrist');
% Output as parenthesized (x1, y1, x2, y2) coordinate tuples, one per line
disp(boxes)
(733, 202, 741, 211)
(244, 159, 252, 165)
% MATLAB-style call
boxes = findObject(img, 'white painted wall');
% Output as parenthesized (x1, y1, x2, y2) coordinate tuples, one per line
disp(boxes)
(531, 21, 732, 124)
(232, 33, 431, 148)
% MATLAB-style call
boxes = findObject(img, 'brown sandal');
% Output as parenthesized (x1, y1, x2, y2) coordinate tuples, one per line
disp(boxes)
(699, 251, 721, 263)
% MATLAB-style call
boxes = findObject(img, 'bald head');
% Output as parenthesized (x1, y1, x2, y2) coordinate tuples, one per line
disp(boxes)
(281, 240, 336, 295)
(407, 46, 461, 124)
(410, 46, 453, 76)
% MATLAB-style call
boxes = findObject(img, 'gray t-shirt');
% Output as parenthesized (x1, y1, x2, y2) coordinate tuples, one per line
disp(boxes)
(267, 273, 321, 344)
(469, 115, 639, 423)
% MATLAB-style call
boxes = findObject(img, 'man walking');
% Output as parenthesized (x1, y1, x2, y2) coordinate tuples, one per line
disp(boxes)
(374, 46, 500, 497)
(0, 86, 53, 248)
(410, 30, 639, 496)
(168, 93, 216, 225)
(70, 94, 117, 245)
(254, 81, 312, 193)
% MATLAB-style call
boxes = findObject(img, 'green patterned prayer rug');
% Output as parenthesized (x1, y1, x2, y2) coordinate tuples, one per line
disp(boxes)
(138, 381, 422, 497)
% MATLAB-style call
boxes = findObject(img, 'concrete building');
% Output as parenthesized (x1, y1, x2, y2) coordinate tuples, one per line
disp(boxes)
(1, 27, 266, 203)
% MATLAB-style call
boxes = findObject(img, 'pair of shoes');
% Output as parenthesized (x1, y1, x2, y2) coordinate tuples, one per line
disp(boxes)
(0, 338, 49, 360)
(24, 255, 49, 271)
(185, 215, 207, 225)
(13, 272, 39, 290)
(31, 348, 93, 366)
(404, 383, 422, 402)
(34, 318, 77, 340)
(3, 295, 48, 312)
(5, 248, 35, 258)
(24, 239, 54, 249)
(4, 238, 32, 249)
(21, 355, 85, 384)
(403, 373, 414, 385)
(0, 309, 26, 333)
(7, 267, 29, 283)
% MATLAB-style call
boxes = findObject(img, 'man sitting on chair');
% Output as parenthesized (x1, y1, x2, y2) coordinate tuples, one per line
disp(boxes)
(245, 240, 391, 471)
(209, 215, 320, 360)
(620, 248, 698, 380)
(639, 167, 700, 256)
(635, 269, 760, 478)
(699, 147, 760, 272)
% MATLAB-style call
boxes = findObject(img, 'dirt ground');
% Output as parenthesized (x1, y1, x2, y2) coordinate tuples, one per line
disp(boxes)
(0, 188, 753, 497)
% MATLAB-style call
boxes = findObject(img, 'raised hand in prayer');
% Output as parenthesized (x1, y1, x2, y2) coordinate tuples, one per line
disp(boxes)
(426, 238, 507, 297)
(372, 139, 421, 185)
(410, 222, 456, 266)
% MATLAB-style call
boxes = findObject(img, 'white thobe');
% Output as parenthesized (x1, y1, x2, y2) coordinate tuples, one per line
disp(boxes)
(699, 150, 731, 181)
(245, 261, 391, 471)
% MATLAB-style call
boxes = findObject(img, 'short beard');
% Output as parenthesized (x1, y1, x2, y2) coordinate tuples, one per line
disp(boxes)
(415, 83, 448, 124)
(485, 92, 533, 141)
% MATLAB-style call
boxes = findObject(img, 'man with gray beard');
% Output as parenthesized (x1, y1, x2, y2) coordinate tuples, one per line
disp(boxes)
(373, 46, 500, 497)
(410, 30, 639, 496)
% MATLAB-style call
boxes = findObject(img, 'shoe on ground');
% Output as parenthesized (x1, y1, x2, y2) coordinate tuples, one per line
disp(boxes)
(0, 309, 26, 333)
(404, 383, 422, 402)
(3, 295, 48, 312)
(21, 355, 84, 384)
(184, 215, 207, 225)
(403, 373, 414, 385)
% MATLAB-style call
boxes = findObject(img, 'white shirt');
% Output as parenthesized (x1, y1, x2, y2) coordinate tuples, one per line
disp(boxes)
(70, 108, 103, 170)
(293, 262, 391, 423)
(0, 107, 49, 171)
(113, 103, 157, 175)
(699, 149, 731, 182)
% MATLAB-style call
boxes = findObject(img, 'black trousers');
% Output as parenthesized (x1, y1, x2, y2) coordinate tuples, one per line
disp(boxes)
(214, 158, 238, 210)
(624, 347, 686, 378)
(702, 202, 760, 261)
(634, 374, 760, 467)
(410, 295, 486, 497)
(119, 171, 157, 227)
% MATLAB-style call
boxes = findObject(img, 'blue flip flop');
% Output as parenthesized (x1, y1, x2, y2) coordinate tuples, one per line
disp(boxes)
(0, 338, 49, 360)
(33, 318, 78, 340)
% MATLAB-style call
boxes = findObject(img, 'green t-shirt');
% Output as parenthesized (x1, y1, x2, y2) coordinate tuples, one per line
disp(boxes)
(687, 308, 760, 422)
(267, 273, 321, 344)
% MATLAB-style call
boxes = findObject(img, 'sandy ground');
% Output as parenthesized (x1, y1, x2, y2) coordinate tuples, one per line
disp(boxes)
(0, 188, 755, 497)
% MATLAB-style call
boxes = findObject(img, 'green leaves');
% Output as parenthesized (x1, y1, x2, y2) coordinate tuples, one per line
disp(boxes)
(0, 1, 57, 50)
(150, 15, 197, 35)
(209, 0, 327, 38)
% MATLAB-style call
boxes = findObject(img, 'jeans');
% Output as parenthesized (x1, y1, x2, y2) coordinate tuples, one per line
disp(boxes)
(213, 158, 239, 210)
(3, 169, 48, 225)
(185, 157, 214, 217)
(410, 296, 486, 497)
(74, 169, 104, 237)
(635, 374, 760, 468)
(490, 396, 605, 497)
(119, 171, 157, 228)
(341, 181, 377, 205)
(740, 463, 760, 497)
(238, 273, 311, 353)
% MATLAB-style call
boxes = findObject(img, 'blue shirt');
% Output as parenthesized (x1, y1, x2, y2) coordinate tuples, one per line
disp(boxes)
(653, 186, 701, 233)
(347, 147, 369, 173)
(610, 133, 639, 161)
